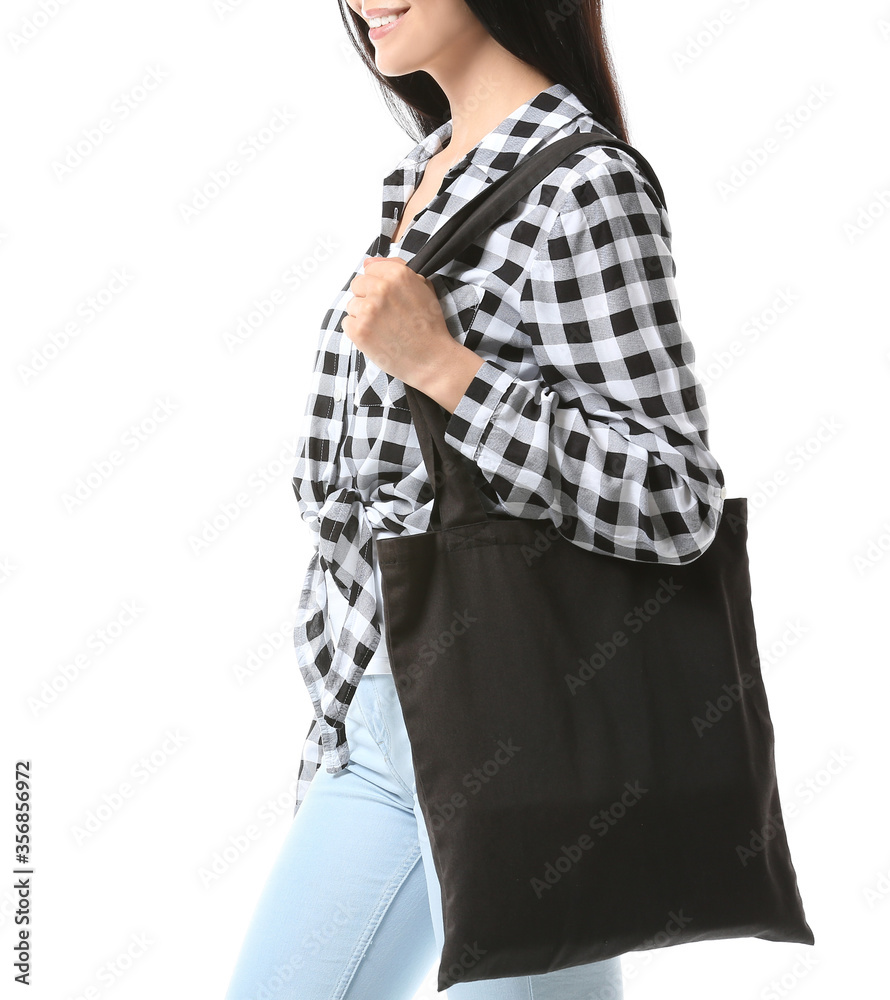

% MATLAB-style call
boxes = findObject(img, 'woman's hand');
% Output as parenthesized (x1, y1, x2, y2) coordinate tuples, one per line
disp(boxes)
(343, 257, 482, 410)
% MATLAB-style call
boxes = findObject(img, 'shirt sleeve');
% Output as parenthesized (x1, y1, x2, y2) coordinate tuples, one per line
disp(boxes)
(441, 147, 725, 564)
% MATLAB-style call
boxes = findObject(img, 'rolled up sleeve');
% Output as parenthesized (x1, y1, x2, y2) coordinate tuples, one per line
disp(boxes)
(442, 148, 725, 564)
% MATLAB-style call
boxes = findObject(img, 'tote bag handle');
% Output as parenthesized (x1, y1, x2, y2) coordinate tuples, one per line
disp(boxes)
(403, 129, 667, 533)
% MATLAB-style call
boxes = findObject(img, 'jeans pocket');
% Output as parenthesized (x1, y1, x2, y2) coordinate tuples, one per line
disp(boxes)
(367, 676, 418, 797)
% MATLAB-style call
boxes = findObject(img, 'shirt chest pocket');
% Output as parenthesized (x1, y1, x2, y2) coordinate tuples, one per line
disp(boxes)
(353, 277, 483, 411)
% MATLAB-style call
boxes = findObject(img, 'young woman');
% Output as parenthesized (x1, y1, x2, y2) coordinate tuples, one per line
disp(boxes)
(224, 1, 725, 997)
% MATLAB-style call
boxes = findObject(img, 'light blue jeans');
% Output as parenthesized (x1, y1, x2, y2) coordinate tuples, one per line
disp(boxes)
(223, 672, 624, 1000)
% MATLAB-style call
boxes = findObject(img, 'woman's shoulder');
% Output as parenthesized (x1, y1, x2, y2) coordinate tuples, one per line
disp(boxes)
(536, 122, 666, 222)
(516, 123, 670, 266)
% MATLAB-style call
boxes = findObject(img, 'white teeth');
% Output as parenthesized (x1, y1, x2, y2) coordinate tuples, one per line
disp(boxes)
(369, 12, 403, 28)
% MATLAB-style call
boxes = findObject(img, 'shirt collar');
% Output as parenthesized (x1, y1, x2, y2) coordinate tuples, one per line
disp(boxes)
(386, 82, 609, 189)
(378, 83, 614, 250)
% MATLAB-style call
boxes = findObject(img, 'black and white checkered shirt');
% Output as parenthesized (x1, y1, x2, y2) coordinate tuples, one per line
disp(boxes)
(290, 82, 726, 817)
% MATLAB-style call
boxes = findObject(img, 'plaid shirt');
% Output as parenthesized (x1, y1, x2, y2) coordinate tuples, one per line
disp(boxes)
(290, 82, 726, 817)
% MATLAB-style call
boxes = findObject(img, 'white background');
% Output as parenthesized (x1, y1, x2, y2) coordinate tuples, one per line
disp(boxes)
(2, 0, 888, 997)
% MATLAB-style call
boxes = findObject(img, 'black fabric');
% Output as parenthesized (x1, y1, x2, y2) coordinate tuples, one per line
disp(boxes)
(375, 132, 814, 991)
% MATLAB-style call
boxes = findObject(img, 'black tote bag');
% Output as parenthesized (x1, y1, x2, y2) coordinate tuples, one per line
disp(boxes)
(374, 131, 815, 991)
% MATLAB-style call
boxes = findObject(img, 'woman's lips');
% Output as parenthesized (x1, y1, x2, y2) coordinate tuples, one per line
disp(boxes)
(368, 10, 408, 41)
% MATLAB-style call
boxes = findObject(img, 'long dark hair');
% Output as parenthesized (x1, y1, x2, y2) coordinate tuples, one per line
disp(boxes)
(336, 0, 629, 143)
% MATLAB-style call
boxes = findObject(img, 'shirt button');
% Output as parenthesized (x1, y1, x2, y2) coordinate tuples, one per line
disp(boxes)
(333, 386, 344, 402)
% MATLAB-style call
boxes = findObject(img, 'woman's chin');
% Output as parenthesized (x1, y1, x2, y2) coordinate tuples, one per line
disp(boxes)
(376, 59, 419, 79)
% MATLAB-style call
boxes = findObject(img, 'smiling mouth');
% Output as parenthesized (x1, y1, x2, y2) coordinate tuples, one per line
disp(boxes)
(367, 10, 409, 40)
